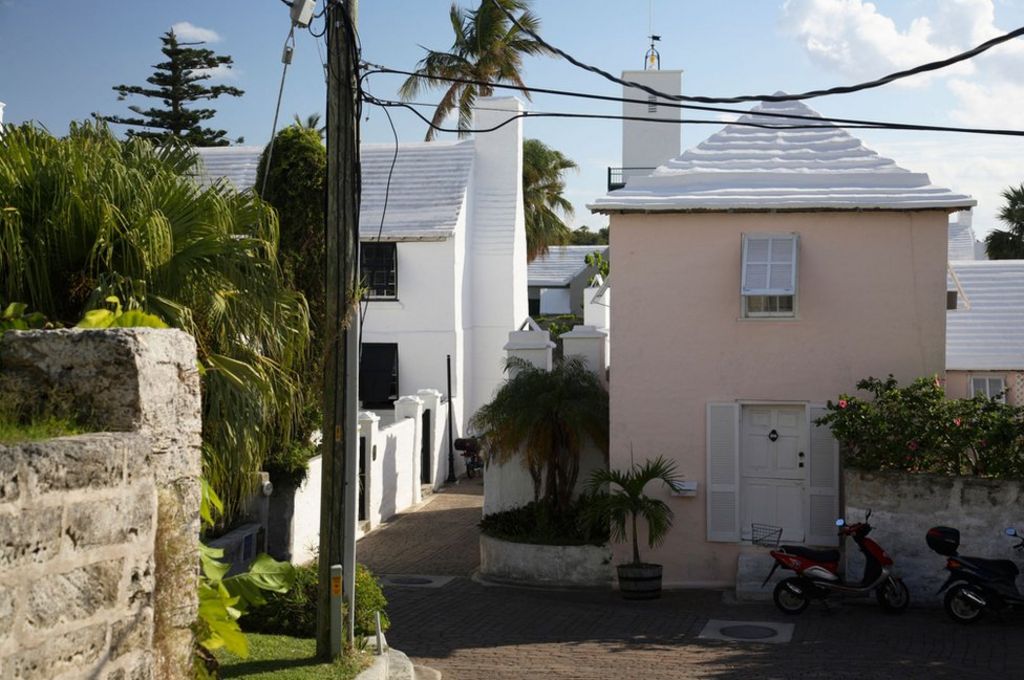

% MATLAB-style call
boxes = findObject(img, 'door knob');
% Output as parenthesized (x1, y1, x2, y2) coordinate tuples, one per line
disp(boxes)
(799, 462, 805, 468)
(798, 451, 805, 458)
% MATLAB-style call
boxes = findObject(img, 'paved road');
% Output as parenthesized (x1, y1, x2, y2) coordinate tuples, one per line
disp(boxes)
(358, 480, 1024, 680)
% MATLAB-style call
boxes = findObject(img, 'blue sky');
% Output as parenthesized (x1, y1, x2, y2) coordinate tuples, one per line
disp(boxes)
(2, 0, 1023, 235)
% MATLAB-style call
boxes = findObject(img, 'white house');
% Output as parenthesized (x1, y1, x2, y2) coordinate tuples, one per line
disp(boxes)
(527, 245, 606, 317)
(945, 216, 1024, 405)
(196, 97, 527, 486)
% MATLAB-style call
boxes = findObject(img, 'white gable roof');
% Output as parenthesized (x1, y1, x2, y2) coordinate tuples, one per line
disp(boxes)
(947, 261, 1024, 370)
(528, 245, 607, 287)
(590, 98, 975, 213)
(194, 140, 475, 240)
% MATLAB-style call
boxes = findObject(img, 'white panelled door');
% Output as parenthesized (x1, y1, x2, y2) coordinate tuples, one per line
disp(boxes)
(740, 406, 806, 542)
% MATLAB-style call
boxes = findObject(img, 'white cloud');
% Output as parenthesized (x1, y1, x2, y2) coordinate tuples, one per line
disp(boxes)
(190, 64, 240, 82)
(947, 79, 1024, 129)
(171, 21, 221, 44)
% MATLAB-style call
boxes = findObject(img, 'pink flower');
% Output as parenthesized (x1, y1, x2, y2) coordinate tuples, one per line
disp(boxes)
(907, 440, 919, 452)
(953, 418, 962, 427)
(838, 399, 848, 409)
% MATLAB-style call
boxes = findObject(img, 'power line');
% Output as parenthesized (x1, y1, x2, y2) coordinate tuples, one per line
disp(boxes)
(486, 0, 1024, 105)
(261, 25, 298, 196)
(362, 70, 1024, 138)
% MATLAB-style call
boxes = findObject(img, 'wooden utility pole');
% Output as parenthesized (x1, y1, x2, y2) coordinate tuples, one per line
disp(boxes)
(318, 0, 360, 658)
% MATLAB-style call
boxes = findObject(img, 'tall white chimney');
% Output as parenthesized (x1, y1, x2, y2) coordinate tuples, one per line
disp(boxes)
(620, 70, 682, 181)
(0, 102, 6, 130)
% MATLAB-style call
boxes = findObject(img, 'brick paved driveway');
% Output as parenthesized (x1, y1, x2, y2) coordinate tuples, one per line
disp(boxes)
(359, 481, 1024, 680)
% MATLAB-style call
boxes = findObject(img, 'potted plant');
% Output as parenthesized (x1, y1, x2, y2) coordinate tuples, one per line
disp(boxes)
(587, 456, 681, 599)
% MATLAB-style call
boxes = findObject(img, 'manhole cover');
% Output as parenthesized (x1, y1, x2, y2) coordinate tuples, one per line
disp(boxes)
(718, 625, 778, 640)
(388, 577, 432, 585)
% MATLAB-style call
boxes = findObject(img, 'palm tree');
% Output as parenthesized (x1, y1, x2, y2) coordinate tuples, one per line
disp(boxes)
(470, 356, 608, 512)
(292, 113, 325, 141)
(523, 138, 576, 261)
(986, 184, 1024, 259)
(0, 121, 310, 520)
(398, 0, 551, 140)
(586, 456, 681, 566)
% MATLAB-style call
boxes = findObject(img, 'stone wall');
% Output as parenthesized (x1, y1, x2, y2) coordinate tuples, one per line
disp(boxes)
(0, 329, 201, 679)
(845, 469, 1024, 604)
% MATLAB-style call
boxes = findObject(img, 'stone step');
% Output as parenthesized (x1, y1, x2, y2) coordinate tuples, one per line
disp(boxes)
(413, 664, 442, 680)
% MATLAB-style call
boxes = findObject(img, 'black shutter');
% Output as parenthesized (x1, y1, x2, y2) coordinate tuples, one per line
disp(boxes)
(360, 343, 398, 407)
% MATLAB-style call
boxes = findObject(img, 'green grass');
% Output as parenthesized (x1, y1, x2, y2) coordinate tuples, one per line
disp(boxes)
(216, 634, 371, 680)
(0, 415, 85, 444)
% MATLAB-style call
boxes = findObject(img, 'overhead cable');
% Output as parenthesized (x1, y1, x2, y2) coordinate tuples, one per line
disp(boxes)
(487, 0, 1024, 104)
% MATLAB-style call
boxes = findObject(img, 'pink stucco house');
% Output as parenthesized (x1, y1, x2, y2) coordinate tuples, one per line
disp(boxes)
(589, 98, 975, 587)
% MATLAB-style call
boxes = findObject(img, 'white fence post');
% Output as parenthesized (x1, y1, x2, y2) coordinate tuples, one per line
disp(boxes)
(394, 395, 425, 504)
(504, 318, 554, 374)
(358, 411, 381, 529)
(561, 325, 609, 382)
(417, 389, 444, 488)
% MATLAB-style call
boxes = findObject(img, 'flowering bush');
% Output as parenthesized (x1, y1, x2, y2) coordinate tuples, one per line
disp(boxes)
(816, 376, 1024, 478)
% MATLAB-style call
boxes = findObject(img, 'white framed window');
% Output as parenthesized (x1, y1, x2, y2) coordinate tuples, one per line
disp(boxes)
(741, 234, 798, 318)
(971, 376, 1006, 402)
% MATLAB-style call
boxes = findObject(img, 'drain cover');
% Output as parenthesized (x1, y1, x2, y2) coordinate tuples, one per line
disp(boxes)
(388, 577, 432, 585)
(718, 625, 778, 640)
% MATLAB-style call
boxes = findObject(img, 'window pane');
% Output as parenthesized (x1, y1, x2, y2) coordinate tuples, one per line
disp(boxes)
(361, 242, 397, 298)
(746, 296, 765, 313)
(745, 264, 769, 291)
(777, 295, 794, 312)
(770, 237, 794, 262)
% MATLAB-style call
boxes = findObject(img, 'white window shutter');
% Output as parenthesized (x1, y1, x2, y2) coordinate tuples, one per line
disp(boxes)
(742, 234, 797, 295)
(806, 405, 840, 547)
(707, 402, 740, 542)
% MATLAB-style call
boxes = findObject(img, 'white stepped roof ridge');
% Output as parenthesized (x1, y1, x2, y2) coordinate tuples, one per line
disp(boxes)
(947, 260, 1024, 370)
(528, 245, 607, 287)
(590, 95, 975, 213)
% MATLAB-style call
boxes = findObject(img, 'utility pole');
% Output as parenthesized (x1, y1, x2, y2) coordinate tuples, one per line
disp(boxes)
(318, 0, 360, 658)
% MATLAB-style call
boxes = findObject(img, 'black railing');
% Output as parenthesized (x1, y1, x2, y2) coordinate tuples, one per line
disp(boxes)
(607, 166, 656, 191)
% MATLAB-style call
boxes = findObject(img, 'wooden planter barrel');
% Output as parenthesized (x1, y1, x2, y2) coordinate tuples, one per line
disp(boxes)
(617, 563, 663, 600)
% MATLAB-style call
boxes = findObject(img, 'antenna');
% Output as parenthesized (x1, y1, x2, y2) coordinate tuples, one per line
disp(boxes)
(645, 0, 660, 70)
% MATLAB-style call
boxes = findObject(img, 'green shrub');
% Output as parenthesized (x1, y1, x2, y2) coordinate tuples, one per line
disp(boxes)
(242, 562, 389, 638)
(479, 494, 610, 546)
(818, 375, 1024, 477)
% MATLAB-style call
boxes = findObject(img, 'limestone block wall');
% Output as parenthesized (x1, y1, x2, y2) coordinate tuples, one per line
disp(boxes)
(0, 329, 201, 680)
(845, 469, 1024, 604)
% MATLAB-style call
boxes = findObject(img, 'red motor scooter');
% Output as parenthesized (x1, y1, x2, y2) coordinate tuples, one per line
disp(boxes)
(759, 510, 911, 614)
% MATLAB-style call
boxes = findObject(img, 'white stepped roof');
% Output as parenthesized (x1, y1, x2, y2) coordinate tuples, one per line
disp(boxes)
(528, 245, 607, 287)
(947, 261, 1024, 370)
(195, 140, 475, 240)
(590, 97, 975, 213)
(948, 219, 985, 261)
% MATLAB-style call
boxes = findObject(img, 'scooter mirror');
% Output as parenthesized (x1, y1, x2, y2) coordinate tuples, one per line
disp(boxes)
(1006, 527, 1018, 537)
(836, 518, 845, 527)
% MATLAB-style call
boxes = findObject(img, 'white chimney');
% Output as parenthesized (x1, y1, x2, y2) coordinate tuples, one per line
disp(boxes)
(0, 102, 6, 130)
(621, 70, 683, 178)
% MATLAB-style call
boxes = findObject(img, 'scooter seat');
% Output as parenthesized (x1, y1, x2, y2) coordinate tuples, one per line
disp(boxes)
(780, 545, 840, 563)
(959, 556, 1020, 578)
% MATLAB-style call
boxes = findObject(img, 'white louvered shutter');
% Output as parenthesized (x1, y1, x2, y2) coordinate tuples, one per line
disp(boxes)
(806, 405, 840, 547)
(741, 235, 797, 296)
(707, 403, 740, 542)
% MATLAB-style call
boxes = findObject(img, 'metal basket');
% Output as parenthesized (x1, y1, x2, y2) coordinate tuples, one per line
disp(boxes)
(751, 523, 783, 548)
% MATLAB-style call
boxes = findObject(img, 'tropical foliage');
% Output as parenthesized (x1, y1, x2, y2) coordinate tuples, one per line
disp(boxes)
(586, 456, 681, 565)
(196, 481, 296, 677)
(816, 376, 1024, 478)
(399, 0, 551, 139)
(0, 122, 310, 519)
(470, 355, 609, 513)
(255, 123, 328, 481)
(985, 184, 1024, 259)
(106, 30, 244, 146)
(478, 494, 608, 545)
(523, 138, 576, 261)
(569, 226, 609, 246)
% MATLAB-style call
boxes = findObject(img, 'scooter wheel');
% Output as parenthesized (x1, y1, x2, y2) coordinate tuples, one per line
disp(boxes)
(944, 584, 984, 624)
(466, 465, 475, 479)
(773, 578, 810, 615)
(876, 577, 910, 613)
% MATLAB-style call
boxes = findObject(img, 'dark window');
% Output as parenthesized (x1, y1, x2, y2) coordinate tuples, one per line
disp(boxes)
(361, 242, 397, 298)
(360, 343, 399, 408)
(528, 297, 540, 316)
(947, 290, 958, 310)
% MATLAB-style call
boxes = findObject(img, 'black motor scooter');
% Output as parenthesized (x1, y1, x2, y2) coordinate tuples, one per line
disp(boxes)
(926, 525, 1024, 624)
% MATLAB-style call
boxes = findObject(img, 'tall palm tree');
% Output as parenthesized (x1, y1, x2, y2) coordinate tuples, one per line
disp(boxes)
(0, 121, 310, 520)
(470, 356, 608, 512)
(523, 138, 576, 261)
(292, 113, 325, 141)
(986, 184, 1024, 259)
(398, 0, 551, 140)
